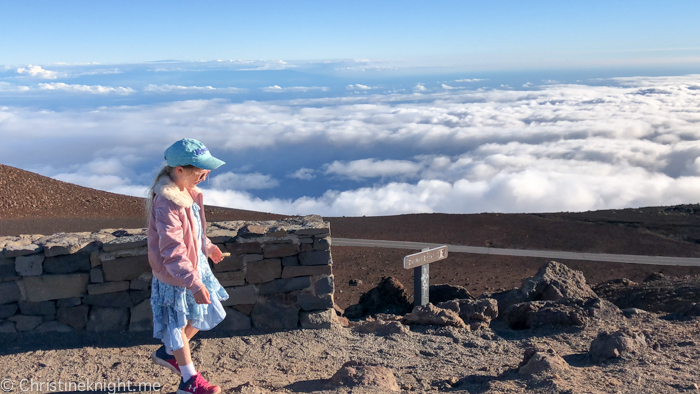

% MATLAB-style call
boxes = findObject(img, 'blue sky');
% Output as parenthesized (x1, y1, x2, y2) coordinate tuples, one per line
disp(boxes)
(1, 2, 700, 216)
(2, 1, 700, 68)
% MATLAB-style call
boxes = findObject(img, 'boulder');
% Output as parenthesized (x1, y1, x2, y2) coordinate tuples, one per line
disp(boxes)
(0, 257, 16, 279)
(246, 259, 282, 284)
(222, 285, 257, 306)
(299, 250, 331, 266)
(0, 320, 16, 333)
(594, 276, 700, 314)
(518, 348, 570, 376)
(282, 265, 331, 279)
(401, 304, 466, 328)
(437, 298, 498, 330)
(589, 329, 646, 360)
(327, 361, 399, 392)
(504, 297, 621, 330)
(344, 277, 412, 319)
(0, 303, 18, 319)
(429, 284, 474, 304)
(520, 261, 597, 301)
(18, 300, 56, 316)
(297, 293, 334, 311)
(1, 280, 22, 305)
(101, 255, 150, 281)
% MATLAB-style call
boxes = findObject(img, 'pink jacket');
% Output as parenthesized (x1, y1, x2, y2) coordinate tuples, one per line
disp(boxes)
(147, 176, 218, 295)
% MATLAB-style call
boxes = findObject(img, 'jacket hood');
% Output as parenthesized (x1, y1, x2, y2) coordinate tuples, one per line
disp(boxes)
(153, 175, 201, 208)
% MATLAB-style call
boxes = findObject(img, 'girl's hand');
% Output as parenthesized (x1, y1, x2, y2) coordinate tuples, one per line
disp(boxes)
(210, 247, 225, 264)
(194, 287, 211, 304)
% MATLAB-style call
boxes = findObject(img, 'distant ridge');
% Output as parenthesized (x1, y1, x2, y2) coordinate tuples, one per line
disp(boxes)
(0, 164, 283, 234)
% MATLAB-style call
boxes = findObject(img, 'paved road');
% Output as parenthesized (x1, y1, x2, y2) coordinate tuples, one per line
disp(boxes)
(334, 238, 700, 267)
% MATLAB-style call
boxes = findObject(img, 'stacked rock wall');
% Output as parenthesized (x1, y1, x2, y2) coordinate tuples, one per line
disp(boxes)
(0, 215, 334, 334)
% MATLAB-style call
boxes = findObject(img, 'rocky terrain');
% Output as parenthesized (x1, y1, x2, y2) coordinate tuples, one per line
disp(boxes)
(2, 163, 700, 393)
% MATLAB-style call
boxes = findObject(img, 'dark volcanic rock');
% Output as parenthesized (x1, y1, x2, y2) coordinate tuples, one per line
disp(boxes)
(344, 277, 412, 319)
(504, 297, 622, 330)
(429, 284, 473, 304)
(594, 276, 700, 313)
(520, 261, 597, 301)
(437, 298, 498, 330)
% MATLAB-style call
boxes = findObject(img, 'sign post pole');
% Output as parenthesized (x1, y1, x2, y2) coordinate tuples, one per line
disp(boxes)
(403, 245, 448, 308)
(414, 248, 430, 307)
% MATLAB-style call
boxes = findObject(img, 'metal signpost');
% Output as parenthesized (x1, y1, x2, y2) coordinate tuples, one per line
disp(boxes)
(404, 245, 448, 307)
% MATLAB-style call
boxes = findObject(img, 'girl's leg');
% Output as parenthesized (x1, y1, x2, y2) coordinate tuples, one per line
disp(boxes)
(172, 330, 193, 367)
(184, 323, 199, 340)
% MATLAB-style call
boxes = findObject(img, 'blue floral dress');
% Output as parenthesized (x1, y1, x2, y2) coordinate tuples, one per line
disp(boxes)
(151, 203, 229, 351)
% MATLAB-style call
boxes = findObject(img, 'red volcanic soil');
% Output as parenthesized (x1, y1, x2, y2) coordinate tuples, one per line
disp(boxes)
(3, 163, 700, 309)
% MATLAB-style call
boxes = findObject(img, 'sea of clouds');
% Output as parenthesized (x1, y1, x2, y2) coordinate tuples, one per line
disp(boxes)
(1, 61, 699, 216)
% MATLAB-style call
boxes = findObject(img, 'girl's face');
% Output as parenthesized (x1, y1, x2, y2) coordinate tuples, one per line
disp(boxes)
(172, 166, 210, 190)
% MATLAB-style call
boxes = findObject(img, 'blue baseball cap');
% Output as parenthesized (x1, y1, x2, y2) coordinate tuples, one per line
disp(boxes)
(164, 138, 225, 170)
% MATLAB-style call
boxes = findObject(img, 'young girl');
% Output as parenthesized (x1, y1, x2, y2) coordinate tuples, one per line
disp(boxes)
(147, 138, 229, 394)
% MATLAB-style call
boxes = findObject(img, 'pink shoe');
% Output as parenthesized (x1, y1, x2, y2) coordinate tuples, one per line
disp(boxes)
(151, 345, 181, 375)
(177, 373, 221, 394)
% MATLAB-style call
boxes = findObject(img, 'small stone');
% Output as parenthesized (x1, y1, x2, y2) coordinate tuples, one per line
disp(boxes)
(214, 307, 252, 331)
(0, 303, 19, 318)
(15, 254, 44, 276)
(246, 259, 282, 284)
(86, 307, 130, 332)
(262, 243, 300, 258)
(18, 300, 56, 316)
(258, 277, 311, 295)
(299, 250, 331, 266)
(297, 293, 334, 311)
(35, 321, 74, 332)
(87, 281, 130, 295)
(349, 279, 362, 286)
(281, 265, 331, 279)
(57, 297, 81, 308)
(101, 255, 149, 281)
(401, 304, 466, 328)
(0, 320, 16, 333)
(57, 305, 89, 330)
(589, 329, 646, 360)
(221, 285, 257, 306)
(8, 315, 44, 331)
(313, 237, 331, 251)
(251, 302, 299, 330)
(129, 299, 152, 332)
(0, 280, 23, 305)
(129, 272, 153, 290)
(90, 267, 104, 283)
(314, 275, 334, 295)
(300, 309, 333, 329)
(225, 242, 263, 255)
(43, 253, 91, 274)
(354, 320, 410, 335)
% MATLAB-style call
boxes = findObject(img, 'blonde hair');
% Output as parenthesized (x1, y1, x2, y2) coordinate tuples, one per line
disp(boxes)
(145, 163, 198, 225)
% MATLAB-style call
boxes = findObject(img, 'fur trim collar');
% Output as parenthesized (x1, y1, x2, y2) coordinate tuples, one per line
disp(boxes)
(154, 176, 200, 207)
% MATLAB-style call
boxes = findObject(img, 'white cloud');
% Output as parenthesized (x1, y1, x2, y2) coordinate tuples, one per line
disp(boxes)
(455, 78, 486, 83)
(38, 83, 135, 95)
(209, 172, 279, 190)
(261, 85, 329, 93)
(5, 74, 700, 216)
(289, 168, 316, 180)
(324, 159, 422, 180)
(0, 82, 30, 92)
(413, 83, 427, 92)
(144, 84, 246, 93)
(16, 65, 57, 79)
(441, 84, 457, 90)
(346, 84, 376, 90)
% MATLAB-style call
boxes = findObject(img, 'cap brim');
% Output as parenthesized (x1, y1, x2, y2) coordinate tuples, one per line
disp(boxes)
(192, 155, 225, 170)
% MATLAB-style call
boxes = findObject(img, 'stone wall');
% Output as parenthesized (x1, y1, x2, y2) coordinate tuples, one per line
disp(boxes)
(0, 215, 334, 334)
